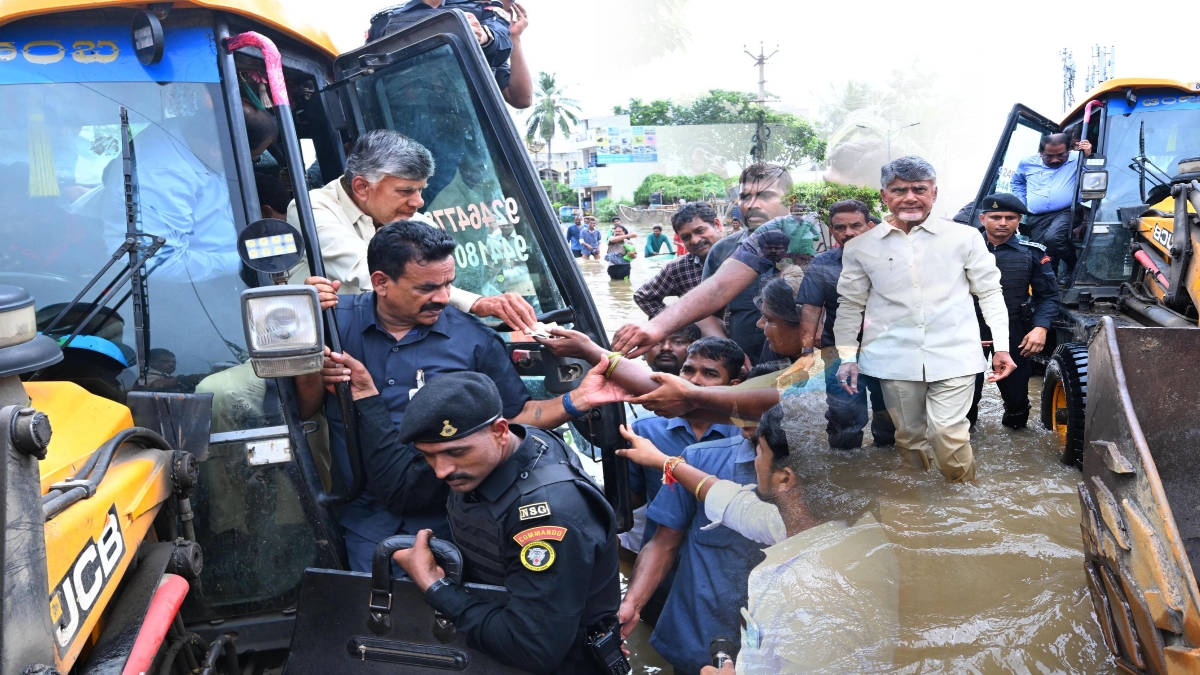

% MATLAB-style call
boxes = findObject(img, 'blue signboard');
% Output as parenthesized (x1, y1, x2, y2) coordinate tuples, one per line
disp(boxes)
(0, 25, 219, 84)
(1107, 88, 1200, 115)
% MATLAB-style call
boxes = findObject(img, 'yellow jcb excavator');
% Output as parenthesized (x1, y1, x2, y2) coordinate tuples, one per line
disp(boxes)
(974, 78, 1200, 674)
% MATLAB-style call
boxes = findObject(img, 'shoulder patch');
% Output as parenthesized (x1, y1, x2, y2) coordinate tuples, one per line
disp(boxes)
(514, 525, 567, 546)
(520, 541, 555, 572)
(1021, 240, 1047, 251)
(1040, 256, 1051, 265)
(518, 502, 551, 521)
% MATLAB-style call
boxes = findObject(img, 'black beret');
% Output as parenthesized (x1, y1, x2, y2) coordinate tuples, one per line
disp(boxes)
(396, 372, 503, 445)
(980, 193, 1030, 216)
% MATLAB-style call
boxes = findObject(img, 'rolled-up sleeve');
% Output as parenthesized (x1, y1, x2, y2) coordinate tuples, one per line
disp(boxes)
(833, 246, 870, 361)
(965, 235, 1009, 352)
(701, 480, 785, 545)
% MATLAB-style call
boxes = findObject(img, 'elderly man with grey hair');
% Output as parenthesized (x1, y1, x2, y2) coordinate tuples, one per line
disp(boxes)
(288, 129, 536, 329)
(833, 156, 1016, 482)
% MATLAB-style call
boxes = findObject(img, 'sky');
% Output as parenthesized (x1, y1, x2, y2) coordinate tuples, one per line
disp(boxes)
(288, 0, 1200, 210)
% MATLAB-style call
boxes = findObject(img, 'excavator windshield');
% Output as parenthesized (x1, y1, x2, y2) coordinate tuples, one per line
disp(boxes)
(1081, 93, 1200, 283)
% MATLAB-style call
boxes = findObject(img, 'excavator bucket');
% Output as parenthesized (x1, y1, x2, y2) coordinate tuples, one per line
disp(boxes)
(1080, 316, 1200, 674)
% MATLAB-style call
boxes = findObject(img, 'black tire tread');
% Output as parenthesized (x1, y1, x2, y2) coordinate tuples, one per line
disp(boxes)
(1041, 342, 1087, 467)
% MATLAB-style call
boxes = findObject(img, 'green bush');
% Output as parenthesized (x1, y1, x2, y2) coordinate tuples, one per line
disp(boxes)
(541, 179, 578, 206)
(786, 182, 884, 223)
(633, 173, 728, 207)
(593, 198, 633, 223)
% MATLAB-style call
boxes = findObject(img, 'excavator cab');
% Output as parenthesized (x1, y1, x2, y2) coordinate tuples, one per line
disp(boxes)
(0, 3, 626, 673)
(974, 81, 1200, 673)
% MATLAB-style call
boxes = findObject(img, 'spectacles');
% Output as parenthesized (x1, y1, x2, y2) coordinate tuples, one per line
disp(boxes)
(1041, 151, 1069, 161)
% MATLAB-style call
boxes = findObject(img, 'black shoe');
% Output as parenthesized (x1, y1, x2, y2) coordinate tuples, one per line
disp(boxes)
(1001, 404, 1031, 429)
(827, 429, 864, 450)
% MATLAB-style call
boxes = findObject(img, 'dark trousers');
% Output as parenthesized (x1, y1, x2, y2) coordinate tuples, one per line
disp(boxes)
(1027, 208, 1075, 274)
(968, 322, 1033, 428)
(822, 348, 896, 448)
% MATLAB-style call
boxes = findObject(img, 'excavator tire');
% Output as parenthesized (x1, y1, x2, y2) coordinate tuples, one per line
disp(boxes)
(1041, 342, 1087, 467)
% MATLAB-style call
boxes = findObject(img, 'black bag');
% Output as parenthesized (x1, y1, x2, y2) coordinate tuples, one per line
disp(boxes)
(285, 535, 527, 674)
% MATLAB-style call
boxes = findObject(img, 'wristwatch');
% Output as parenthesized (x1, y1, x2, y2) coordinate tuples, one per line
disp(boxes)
(425, 577, 456, 599)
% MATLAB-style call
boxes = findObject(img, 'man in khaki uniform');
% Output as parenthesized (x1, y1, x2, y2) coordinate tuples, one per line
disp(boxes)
(833, 156, 1016, 482)
(288, 129, 535, 330)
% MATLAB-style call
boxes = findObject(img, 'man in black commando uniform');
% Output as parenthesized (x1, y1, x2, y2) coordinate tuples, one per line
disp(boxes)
(968, 193, 1061, 429)
(381, 371, 629, 675)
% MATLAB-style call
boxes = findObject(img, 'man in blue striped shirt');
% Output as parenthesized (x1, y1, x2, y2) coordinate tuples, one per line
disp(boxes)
(1011, 132, 1092, 274)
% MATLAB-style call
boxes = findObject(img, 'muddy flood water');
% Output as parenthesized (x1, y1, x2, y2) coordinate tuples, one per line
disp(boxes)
(575, 238, 1118, 674)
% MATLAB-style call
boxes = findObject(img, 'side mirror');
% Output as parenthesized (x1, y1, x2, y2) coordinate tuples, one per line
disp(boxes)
(1080, 154, 1108, 201)
(240, 286, 324, 378)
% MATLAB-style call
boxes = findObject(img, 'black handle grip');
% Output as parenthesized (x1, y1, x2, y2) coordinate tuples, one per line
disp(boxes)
(367, 535, 465, 635)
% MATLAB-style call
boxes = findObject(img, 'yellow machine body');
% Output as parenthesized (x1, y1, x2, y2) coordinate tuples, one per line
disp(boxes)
(28, 382, 174, 672)
(0, 0, 338, 58)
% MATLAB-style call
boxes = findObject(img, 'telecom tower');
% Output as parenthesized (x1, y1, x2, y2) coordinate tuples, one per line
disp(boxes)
(1084, 44, 1115, 92)
(1061, 48, 1076, 112)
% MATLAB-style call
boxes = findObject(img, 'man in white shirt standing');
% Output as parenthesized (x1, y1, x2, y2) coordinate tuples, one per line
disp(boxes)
(833, 156, 1015, 482)
(288, 129, 536, 330)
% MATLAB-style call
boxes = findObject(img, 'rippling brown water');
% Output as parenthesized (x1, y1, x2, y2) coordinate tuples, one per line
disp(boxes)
(576, 229, 1117, 674)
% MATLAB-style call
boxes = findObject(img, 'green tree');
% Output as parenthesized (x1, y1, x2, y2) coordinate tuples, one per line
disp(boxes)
(525, 72, 580, 202)
(611, 90, 826, 170)
(785, 181, 885, 248)
(633, 173, 728, 206)
(613, 98, 673, 126)
(593, 197, 634, 223)
(541, 179, 577, 207)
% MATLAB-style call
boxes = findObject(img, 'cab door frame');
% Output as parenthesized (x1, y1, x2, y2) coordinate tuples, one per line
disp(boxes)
(971, 104, 1060, 222)
(320, 10, 632, 529)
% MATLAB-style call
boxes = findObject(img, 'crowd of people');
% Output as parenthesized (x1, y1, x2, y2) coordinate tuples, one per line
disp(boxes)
(260, 28, 1079, 662)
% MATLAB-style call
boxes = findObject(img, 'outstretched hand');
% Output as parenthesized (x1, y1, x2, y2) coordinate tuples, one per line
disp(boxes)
(611, 321, 667, 359)
(533, 327, 604, 364)
(571, 357, 632, 411)
(628, 372, 698, 418)
(616, 424, 669, 469)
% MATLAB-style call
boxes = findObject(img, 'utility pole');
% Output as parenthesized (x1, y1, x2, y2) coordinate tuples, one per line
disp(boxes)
(744, 42, 778, 163)
(1061, 48, 1076, 112)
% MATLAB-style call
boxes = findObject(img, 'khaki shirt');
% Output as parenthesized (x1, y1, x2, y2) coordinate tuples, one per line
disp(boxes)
(287, 177, 480, 311)
(833, 216, 1008, 382)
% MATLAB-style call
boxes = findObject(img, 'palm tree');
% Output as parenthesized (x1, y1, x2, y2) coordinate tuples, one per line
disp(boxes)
(526, 72, 580, 202)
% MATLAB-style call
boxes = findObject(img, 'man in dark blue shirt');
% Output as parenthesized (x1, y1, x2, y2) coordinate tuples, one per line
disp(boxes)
(794, 199, 895, 449)
(966, 193, 1060, 429)
(297, 221, 621, 570)
(629, 337, 743, 546)
(621, 432, 768, 674)
(565, 212, 583, 257)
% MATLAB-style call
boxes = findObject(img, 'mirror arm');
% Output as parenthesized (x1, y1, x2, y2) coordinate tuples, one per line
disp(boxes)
(225, 31, 367, 508)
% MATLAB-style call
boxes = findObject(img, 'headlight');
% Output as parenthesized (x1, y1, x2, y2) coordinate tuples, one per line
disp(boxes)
(240, 286, 323, 377)
(1080, 170, 1108, 201)
(0, 286, 37, 350)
